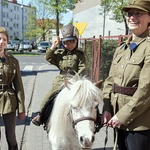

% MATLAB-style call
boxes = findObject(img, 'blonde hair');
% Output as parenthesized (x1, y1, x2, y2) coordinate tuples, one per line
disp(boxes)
(0, 27, 8, 41)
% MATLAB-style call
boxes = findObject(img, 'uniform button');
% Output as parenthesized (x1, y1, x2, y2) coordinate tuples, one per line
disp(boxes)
(115, 95, 117, 98)
(126, 57, 129, 60)
(121, 65, 124, 68)
(119, 75, 121, 78)
(132, 59, 135, 63)
(0, 72, 2, 75)
(127, 121, 130, 124)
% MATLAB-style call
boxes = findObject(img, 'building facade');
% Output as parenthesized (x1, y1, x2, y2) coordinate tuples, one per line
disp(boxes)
(0, 0, 36, 41)
(73, 0, 125, 38)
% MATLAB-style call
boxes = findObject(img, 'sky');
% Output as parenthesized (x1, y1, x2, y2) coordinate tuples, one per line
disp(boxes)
(17, 0, 73, 25)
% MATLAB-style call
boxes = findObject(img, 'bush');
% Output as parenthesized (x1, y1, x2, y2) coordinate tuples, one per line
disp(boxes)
(80, 38, 118, 81)
(100, 39, 117, 80)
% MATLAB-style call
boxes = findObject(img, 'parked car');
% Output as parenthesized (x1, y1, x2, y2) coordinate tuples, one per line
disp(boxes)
(12, 40, 20, 51)
(6, 40, 15, 51)
(37, 41, 51, 52)
(18, 41, 32, 52)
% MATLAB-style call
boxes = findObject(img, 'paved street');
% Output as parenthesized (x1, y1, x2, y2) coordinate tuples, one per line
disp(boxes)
(0, 61, 115, 150)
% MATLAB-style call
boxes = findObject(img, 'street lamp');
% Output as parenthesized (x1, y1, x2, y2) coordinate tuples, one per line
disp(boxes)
(1, 0, 3, 26)
(21, 0, 23, 42)
(21, 0, 24, 51)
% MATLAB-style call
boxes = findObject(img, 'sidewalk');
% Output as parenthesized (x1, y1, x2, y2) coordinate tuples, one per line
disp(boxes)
(0, 64, 115, 150)
(26, 64, 115, 150)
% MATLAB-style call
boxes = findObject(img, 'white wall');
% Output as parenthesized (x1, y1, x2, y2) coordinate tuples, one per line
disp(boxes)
(73, 5, 125, 38)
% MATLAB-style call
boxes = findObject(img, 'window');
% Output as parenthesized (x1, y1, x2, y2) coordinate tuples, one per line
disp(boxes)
(6, 22, 9, 27)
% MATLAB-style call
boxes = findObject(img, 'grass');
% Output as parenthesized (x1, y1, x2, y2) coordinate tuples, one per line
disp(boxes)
(8, 50, 43, 56)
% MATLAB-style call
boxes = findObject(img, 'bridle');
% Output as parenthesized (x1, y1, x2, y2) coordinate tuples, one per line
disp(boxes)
(72, 109, 110, 150)
(71, 106, 103, 134)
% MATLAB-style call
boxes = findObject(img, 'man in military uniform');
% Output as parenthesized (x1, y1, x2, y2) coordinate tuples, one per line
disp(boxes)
(32, 24, 86, 127)
(102, 0, 150, 149)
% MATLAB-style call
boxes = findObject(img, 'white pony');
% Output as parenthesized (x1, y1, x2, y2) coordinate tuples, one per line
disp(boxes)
(47, 76, 103, 150)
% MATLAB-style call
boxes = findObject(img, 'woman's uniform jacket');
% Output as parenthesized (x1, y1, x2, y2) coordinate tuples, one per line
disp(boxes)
(0, 52, 25, 114)
(103, 30, 150, 131)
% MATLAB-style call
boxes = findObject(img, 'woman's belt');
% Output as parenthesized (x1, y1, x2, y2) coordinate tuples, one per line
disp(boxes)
(0, 84, 12, 91)
(112, 84, 137, 96)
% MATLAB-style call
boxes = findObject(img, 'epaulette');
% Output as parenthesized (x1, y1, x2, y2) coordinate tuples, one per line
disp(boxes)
(119, 42, 127, 49)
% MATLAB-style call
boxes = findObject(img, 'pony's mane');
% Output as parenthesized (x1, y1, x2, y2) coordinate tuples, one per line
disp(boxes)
(48, 77, 102, 137)
(68, 77, 102, 108)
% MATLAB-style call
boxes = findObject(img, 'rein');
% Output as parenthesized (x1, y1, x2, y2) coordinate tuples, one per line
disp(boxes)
(70, 108, 111, 150)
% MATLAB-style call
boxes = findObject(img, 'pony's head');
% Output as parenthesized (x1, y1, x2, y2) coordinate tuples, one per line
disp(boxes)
(67, 77, 103, 149)
(48, 76, 103, 149)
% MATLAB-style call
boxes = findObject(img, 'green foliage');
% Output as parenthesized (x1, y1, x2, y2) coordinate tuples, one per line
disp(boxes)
(25, 0, 77, 40)
(24, 0, 57, 41)
(82, 39, 117, 80)
(1, 0, 8, 6)
(100, 39, 117, 80)
(40, 0, 77, 14)
(100, 0, 128, 34)
(24, 6, 37, 40)
(84, 40, 92, 77)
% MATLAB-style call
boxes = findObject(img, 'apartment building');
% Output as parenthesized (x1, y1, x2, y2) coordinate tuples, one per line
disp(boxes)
(0, 0, 36, 41)
(73, 0, 125, 38)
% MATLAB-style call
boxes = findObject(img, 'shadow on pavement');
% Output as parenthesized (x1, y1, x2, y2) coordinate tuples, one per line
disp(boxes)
(21, 69, 59, 77)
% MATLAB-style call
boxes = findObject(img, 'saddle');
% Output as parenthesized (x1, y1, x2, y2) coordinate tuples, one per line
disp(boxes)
(40, 87, 64, 129)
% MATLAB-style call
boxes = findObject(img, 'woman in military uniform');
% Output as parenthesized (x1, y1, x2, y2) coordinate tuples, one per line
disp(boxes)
(32, 24, 86, 126)
(102, 0, 150, 149)
(0, 27, 25, 150)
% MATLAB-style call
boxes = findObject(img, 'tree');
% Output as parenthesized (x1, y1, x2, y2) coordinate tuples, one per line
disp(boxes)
(100, 0, 129, 35)
(24, 0, 59, 42)
(40, 0, 78, 36)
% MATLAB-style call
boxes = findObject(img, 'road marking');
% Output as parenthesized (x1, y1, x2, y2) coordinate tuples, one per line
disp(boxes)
(23, 65, 33, 72)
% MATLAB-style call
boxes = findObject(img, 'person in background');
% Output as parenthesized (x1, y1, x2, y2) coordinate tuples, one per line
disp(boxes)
(102, 0, 150, 149)
(32, 24, 86, 126)
(0, 27, 25, 150)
